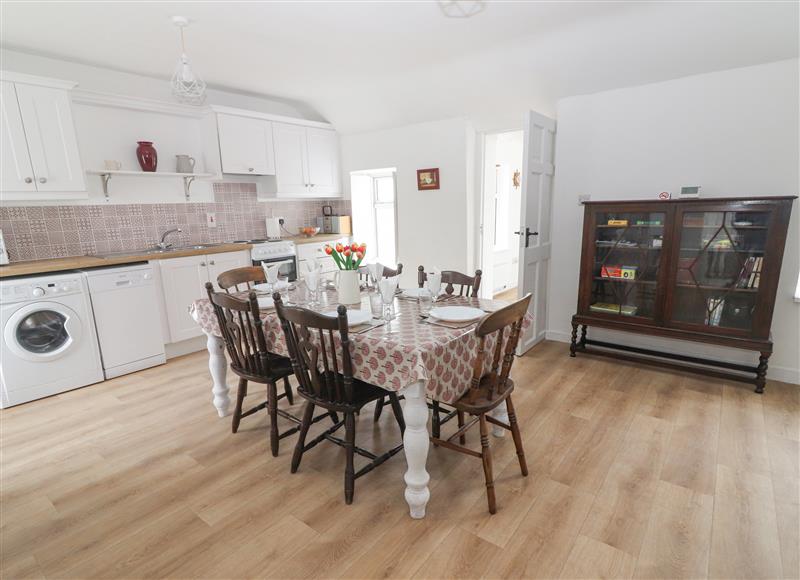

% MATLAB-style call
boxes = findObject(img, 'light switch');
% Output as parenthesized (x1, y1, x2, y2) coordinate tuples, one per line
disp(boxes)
(206, 212, 217, 228)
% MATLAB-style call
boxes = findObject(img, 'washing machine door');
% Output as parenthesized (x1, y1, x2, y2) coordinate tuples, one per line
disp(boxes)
(4, 302, 83, 362)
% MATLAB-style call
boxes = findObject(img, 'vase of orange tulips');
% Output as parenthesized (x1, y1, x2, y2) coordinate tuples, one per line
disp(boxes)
(324, 242, 366, 304)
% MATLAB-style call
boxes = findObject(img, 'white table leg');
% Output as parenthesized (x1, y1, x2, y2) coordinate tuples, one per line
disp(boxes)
(206, 333, 230, 418)
(401, 381, 431, 519)
(491, 400, 508, 438)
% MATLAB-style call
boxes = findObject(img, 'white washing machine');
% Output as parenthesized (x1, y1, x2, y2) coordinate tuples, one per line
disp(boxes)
(1, 272, 103, 408)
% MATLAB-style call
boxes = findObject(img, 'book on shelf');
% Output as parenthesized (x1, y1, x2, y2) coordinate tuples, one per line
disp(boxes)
(634, 219, 663, 226)
(600, 265, 638, 279)
(607, 219, 628, 226)
(735, 256, 762, 289)
(705, 297, 725, 326)
(590, 302, 638, 316)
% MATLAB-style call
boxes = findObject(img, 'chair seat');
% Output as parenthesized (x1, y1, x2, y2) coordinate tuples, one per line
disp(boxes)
(296, 373, 391, 413)
(231, 353, 294, 383)
(454, 377, 515, 415)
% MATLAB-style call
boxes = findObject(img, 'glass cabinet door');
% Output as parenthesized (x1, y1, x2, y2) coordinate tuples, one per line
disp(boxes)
(670, 209, 768, 332)
(589, 210, 666, 319)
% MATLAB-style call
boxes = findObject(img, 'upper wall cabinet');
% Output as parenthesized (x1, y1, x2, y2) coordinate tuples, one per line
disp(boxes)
(216, 113, 275, 175)
(273, 122, 341, 198)
(1, 76, 86, 200)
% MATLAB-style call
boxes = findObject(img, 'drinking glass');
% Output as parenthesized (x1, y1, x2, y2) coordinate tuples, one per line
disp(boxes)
(379, 279, 398, 323)
(418, 287, 433, 316)
(305, 272, 320, 308)
(369, 290, 383, 319)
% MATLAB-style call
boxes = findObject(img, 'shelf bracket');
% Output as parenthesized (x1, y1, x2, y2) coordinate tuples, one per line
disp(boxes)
(100, 173, 112, 200)
(183, 176, 197, 201)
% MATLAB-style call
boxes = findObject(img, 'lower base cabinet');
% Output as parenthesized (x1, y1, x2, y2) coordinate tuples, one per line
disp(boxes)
(156, 250, 250, 343)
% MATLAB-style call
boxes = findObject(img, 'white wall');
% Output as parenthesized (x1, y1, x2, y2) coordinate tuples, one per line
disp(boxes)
(549, 59, 800, 383)
(340, 118, 475, 287)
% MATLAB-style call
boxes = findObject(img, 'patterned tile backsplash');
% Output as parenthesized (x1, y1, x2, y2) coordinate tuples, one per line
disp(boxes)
(0, 183, 350, 262)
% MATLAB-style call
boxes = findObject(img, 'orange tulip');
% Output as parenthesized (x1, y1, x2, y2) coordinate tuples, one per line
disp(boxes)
(335, 243, 344, 252)
(324, 245, 333, 255)
(355, 251, 364, 260)
(359, 243, 367, 253)
(343, 247, 352, 256)
(350, 242, 359, 252)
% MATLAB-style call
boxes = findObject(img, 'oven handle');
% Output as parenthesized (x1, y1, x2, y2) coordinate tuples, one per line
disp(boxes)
(256, 258, 295, 267)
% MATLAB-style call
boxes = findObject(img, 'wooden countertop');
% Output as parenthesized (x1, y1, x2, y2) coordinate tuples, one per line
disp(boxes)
(0, 243, 253, 279)
(288, 233, 351, 245)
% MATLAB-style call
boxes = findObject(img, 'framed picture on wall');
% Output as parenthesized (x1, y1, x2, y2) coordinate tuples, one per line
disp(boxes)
(416, 168, 440, 190)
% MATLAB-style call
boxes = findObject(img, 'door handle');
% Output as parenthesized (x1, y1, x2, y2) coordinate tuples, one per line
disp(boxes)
(514, 227, 539, 248)
(24, 177, 32, 184)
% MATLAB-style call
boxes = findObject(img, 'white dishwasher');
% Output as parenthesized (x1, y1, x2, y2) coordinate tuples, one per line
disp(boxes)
(82, 264, 166, 379)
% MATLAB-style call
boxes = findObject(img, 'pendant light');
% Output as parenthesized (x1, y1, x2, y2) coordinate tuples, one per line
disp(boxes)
(170, 16, 206, 105)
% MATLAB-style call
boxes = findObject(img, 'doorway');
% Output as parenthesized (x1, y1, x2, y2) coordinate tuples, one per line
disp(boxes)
(349, 168, 398, 266)
(479, 131, 524, 299)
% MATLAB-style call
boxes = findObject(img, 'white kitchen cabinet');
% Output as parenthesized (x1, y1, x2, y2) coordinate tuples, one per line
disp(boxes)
(158, 250, 250, 343)
(1, 81, 36, 193)
(305, 128, 340, 195)
(1, 78, 86, 198)
(273, 122, 341, 198)
(296, 238, 350, 277)
(217, 113, 275, 175)
(273, 123, 309, 195)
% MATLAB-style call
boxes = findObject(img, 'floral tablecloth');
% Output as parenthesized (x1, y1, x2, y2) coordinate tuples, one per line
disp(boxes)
(191, 290, 531, 403)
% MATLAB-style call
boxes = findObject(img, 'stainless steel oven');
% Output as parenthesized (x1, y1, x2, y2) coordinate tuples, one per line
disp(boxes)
(249, 240, 297, 282)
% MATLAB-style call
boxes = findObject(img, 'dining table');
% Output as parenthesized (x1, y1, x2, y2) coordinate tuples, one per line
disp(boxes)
(190, 285, 528, 519)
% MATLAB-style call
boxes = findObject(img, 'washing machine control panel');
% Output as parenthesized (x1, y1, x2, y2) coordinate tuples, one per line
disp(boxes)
(1, 277, 83, 304)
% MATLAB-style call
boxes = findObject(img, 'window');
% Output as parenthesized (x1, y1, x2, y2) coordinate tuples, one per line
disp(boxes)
(350, 169, 397, 266)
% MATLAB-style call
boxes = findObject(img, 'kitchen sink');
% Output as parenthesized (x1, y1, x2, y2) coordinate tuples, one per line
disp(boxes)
(97, 243, 225, 259)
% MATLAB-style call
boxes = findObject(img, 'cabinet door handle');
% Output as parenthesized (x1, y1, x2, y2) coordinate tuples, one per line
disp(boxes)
(24, 177, 32, 184)
(39, 177, 47, 184)
(310, 184, 315, 188)
(248, 167, 254, 172)
(200, 261, 207, 267)
(209, 260, 215, 265)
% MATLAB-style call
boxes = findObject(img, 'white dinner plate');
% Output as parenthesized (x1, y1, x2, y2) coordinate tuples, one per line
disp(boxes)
(401, 287, 429, 298)
(428, 306, 485, 323)
(253, 281, 289, 294)
(321, 309, 373, 327)
(257, 296, 275, 310)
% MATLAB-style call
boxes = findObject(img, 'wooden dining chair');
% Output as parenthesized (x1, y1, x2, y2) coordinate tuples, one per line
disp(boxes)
(205, 283, 307, 455)
(273, 294, 406, 504)
(217, 266, 266, 293)
(430, 294, 531, 514)
(417, 266, 482, 297)
(216, 266, 294, 405)
(358, 263, 403, 282)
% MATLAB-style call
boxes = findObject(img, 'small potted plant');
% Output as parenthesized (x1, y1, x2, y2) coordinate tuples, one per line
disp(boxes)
(325, 242, 366, 304)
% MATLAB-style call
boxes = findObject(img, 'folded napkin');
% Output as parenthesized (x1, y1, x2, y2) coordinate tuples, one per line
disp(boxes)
(426, 267, 442, 297)
(262, 263, 280, 284)
(369, 262, 384, 284)
(378, 275, 399, 302)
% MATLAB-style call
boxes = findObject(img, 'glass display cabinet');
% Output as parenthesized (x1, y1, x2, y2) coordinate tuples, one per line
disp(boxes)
(572, 196, 796, 393)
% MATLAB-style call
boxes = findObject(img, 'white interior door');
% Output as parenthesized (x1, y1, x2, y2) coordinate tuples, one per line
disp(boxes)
(516, 111, 556, 353)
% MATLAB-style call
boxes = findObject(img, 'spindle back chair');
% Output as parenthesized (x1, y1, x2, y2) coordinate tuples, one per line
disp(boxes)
(417, 266, 482, 297)
(430, 293, 531, 514)
(205, 283, 298, 456)
(216, 266, 267, 293)
(273, 294, 405, 504)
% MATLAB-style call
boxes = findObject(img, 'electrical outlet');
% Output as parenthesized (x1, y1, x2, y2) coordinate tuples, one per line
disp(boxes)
(206, 212, 217, 228)
(578, 194, 591, 204)
(278, 217, 285, 226)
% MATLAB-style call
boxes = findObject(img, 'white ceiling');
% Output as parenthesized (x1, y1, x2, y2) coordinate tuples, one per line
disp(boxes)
(2, 2, 798, 133)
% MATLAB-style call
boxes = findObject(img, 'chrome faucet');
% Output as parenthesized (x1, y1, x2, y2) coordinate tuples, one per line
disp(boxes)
(157, 228, 182, 250)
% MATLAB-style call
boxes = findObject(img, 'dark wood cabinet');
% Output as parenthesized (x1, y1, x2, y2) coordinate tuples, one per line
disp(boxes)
(571, 196, 796, 393)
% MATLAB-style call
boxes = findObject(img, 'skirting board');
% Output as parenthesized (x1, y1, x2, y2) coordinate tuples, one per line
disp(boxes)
(546, 329, 800, 385)
(165, 335, 209, 360)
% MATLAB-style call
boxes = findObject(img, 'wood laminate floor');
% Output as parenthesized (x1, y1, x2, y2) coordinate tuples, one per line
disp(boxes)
(1, 341, 798, 579)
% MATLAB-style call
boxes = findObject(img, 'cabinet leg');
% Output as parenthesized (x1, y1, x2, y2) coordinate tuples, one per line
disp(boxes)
(755, 351, 770, 394)
(579, 325, 587, 348)
(569, 321, 579, 357)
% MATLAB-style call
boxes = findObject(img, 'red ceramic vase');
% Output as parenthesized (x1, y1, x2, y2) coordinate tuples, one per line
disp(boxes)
(136, 141, 157, 172)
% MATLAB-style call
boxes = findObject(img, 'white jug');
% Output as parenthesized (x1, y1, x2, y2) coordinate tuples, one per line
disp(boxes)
(335, 269, 361, 305)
